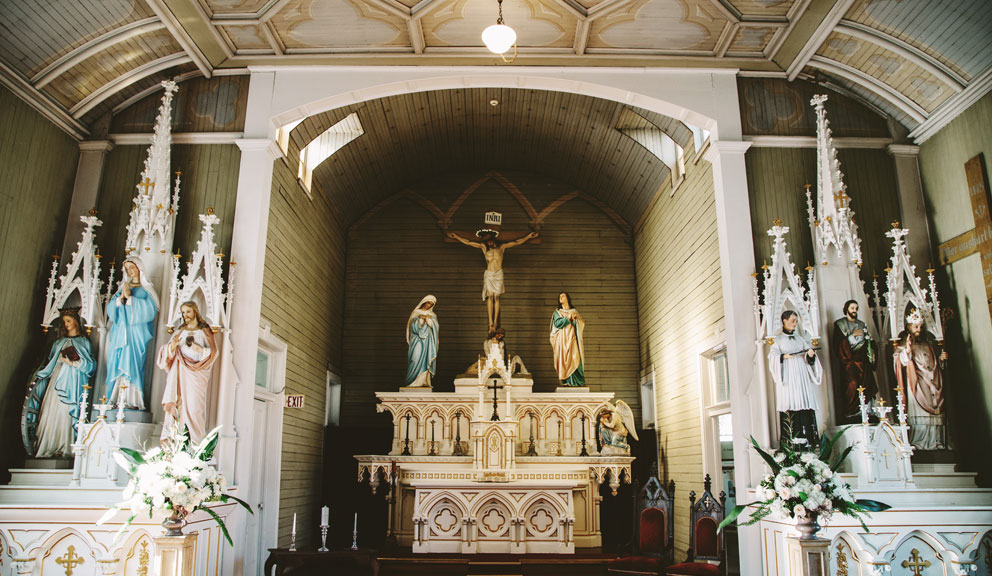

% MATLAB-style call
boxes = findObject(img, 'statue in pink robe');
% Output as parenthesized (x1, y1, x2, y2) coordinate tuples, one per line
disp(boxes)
(158, 302, 218, 444)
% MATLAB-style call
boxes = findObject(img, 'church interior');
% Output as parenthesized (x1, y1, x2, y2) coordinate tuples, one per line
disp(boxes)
(1, 0, 991, 574)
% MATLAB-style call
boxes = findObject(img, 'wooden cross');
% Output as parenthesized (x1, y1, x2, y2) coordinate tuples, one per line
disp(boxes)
(901, 548, 931, 576)
(56, 545, 85, 576)
(488, 378, 504, 422)
(881, 450, 892, 468)
(138, 178, 154, 195)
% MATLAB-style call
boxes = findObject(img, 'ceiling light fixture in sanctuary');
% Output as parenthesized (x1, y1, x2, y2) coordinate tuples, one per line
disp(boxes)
(481, 0, 517, 62)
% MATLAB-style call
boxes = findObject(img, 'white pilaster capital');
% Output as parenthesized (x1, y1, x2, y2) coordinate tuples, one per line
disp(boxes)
(235, 138, 281, 160)
(887, 143, 921, 157)
(704, 139, 753, 162)
(78, 140, 114, 153)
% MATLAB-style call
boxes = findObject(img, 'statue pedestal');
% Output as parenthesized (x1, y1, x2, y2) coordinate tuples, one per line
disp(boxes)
(786, 537, 830, 576)
(555, 387, 590, 393)
(153, 534, 196, 576)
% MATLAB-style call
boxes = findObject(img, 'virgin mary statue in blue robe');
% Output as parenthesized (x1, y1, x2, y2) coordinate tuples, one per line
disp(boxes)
(405, 295, 438, 388)
(106, 256, 159, 409)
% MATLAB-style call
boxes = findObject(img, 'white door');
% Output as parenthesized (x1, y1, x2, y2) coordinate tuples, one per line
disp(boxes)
(245, 399, 269, 575)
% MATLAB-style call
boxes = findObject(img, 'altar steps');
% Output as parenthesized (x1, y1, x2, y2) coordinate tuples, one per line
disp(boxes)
(376, 551, 614, 576)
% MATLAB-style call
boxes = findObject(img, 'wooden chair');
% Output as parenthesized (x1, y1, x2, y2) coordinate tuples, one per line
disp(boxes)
(665, 474, 726, 576)
(608, 476, 676, 575)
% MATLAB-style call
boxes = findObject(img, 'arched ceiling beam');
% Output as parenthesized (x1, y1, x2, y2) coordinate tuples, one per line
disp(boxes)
(71, 53, 192, 118)
(32, 18, 166, 88)
(834, 21, 966, 92)
(807, 55, 927, 124)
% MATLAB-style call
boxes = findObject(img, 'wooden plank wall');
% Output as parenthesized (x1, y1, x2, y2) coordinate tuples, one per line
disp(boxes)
(0, 85, 80, 480)
(260, 157, 347, 547)
(95, 144, 239, 263)
(110, 76, 250, 133)
(634, 150, 722, 560)
(745, 148, 902, 287)
(342, 170, 640, 427)
(918, 92, 992, 485)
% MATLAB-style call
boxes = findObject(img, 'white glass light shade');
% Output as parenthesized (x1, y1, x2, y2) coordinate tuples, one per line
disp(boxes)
(482, 24, 516, 54)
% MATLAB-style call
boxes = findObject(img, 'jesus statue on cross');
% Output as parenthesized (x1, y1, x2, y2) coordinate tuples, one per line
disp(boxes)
(448, 218, 538, 333)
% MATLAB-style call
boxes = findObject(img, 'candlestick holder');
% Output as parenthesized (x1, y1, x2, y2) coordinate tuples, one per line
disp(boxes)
(288, 530, 297, 552)
(318, 524, 329, 552)
(351, 527, 358, 550)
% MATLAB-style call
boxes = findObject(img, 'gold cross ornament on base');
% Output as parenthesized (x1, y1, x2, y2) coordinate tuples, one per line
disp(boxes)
(56, 545, 85, 576)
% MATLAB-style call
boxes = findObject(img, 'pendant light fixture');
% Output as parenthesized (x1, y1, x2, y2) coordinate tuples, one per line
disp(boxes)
(481, 0, 517, 61)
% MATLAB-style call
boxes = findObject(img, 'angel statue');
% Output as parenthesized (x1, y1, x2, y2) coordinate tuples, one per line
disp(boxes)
(597, 400, 638, 455)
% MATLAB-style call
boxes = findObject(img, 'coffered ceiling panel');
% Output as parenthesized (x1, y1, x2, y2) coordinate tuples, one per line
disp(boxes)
(726, 25, 778, 55)
(200, 0, 274, 16)
(587, 0, 729, 52)
(270, 0, 409, 50)
(726, 0, 795, 19)
(422, 0, 575, 49)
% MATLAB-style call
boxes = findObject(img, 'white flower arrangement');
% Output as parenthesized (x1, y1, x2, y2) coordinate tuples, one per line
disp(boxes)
(98, 426, 251, 544)
(719, 429, 889, 532)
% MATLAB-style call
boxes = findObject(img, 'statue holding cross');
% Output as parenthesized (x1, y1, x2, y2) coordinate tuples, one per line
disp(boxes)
(447, 212, 538, 334)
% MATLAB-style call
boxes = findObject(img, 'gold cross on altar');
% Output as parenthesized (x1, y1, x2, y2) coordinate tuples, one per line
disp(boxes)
(56, 545, 85, 576)
(94, 447, 105, 467)
(834, 189, 850, 208)
(901, 548, 931, 576)
(881, 450, 892, 467)
(138, 178, 154, 195)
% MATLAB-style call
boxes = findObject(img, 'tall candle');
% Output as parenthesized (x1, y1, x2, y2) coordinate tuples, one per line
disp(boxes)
(321, 506, 329, 526)
(292, 513, 297, 535)
(353, 512, 358, 532)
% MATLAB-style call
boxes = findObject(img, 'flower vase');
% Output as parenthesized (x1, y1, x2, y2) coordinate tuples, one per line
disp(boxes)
(796, 513, 822, 540)
(162, 507, 187, 537)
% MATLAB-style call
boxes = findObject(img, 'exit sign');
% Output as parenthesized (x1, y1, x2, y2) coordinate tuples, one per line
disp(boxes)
(286, 394, 305, 409)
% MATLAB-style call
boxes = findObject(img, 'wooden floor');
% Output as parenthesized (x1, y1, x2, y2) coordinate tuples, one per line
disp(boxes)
(376, 549, 617, 576)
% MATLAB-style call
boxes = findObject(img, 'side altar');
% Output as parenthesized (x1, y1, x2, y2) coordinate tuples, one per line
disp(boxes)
(356, 345, 634, 554)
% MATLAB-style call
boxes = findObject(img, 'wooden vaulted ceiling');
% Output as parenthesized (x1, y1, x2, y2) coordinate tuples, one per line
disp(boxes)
(0, 0, 989, 141)
(287, 88, 695, 228)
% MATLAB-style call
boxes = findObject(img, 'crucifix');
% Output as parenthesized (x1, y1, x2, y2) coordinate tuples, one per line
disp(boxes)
(525, 411, 538, 456)
(401, 413, 412, 456)
(452, 411, 465, 456)
(488, 378, 504, 421)
(138, 177, 154, 196)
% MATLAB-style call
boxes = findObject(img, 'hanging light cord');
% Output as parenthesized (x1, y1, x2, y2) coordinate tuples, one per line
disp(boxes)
(496, 0, 505, 25)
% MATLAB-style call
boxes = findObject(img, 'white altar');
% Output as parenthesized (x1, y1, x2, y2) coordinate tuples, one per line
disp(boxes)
(356, 346, 634, 553)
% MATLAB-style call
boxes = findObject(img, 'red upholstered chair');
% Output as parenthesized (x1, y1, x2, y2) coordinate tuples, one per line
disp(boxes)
(665, 474, 726, 576)
(608, 476, 675, 575)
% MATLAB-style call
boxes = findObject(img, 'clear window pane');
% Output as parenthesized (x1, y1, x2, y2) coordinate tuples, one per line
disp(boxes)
(713, 350, 729, 403)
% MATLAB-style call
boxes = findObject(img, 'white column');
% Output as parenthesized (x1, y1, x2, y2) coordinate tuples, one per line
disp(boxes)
(224, 71, 279, 576)
(61, 140, 113, 258)
(888, 144, 933, 267)
(706, 139, 762, 576)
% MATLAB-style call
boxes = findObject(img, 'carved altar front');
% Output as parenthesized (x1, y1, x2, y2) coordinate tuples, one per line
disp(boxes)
(356, 349, 633, 553)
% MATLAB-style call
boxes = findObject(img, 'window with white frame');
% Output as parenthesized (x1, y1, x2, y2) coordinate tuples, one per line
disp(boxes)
(275, 118, 302, 158)
(640, 367, 656, 429)
(297, 112, 364, 193)
(700, 344, 736, 511)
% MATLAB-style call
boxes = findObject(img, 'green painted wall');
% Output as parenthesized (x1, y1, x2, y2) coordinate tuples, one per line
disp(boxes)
(918, 92, 992, 484)
(0, 86, 80, 480)
(635, 148, 722, 560)
(260, 157, 346, 547)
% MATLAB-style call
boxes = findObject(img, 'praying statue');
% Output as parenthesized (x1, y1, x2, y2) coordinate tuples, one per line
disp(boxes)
(597, 399, 637, 455)
(894, 309, 950, 450)
(447, 229, 538, 333)
(769, 310, 822, 446)
(405, 295, 439, 388)
(550, 291, 585, 387)
(832, 300, 877, 423)
(158, 301, 218, 445)
(106, 256, 159, 410)
(22, 309, 96, 457)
